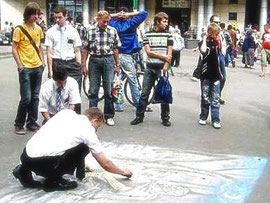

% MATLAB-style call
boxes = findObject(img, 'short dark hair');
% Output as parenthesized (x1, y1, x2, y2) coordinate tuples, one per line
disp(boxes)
(118, 7, 129, 13)
(23, 2, 41, 22)
(84, 108, 104, 122)
(76, 15, 83, 24)
(54, 6, 67, 16)
(154, 12, 168, 25)
(52, 66, 68, 81)
(220, 23, 225, 29)
(227, 24, 233, 30)
(210, 15, 219, 23)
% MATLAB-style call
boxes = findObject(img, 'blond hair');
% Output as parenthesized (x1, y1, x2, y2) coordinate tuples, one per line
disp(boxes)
(84, 108, 104, 122)
(208, 23, 220, 35)
(97, 10, 110, 19)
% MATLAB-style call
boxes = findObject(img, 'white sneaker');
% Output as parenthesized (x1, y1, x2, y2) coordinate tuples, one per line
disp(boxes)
(198, 119, 206, 125)
(106, 118, 115, 126)
(213, 122, 221, 129)
(190, 77, 199, 82)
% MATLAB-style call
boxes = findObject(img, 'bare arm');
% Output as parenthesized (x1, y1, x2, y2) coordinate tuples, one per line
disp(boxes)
(68, 104, 75, 110)
(38, 44, 45, 67)
(12, 42, 23, 68)
(46, 46, 54, 79)
(82, 48, 89, 77)
(162, 45, 173, 73)
(41, 112, 51, 121)
(93, 152, 132, 178)
(75, 47, 81, 65)
(199, 36, 207, 54)
(144, 44, 171, 63)
(113, 48, 120, 73)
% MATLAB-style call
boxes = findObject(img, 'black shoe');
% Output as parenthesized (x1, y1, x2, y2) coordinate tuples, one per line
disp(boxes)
(232, 61, 235, 68)
(219, 98, 225, 105)
(162, 119, 171, 127)
(76, 166, 85, 180)
(130, 117, 143, 125)
(13, 164, 42, 188)
(26, 122, 40, 132)
(43, 177, 78, 192)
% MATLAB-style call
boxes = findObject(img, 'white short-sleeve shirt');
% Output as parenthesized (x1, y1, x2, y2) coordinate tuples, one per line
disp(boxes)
(45, 23, 82, 60)
(26, 109, 103, 158)
(39, 77, 81, 115)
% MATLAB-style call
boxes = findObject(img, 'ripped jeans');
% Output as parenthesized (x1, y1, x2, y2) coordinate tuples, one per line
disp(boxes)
(200, 79, 221, 123)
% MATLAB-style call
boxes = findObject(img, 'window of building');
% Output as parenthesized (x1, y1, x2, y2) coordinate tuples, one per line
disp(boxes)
(229, 0, 238, 4)
(47, 0, 83, 26)
(229, 12, 237, 21)
(99, 0, 133, 13)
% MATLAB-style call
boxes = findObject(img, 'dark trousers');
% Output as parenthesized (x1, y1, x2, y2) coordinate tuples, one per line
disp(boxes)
(20, 143, 89, 181)
(171, 50, 181, 67)
(136, 66, 170, 120)
(52, 59, 82, 114)
(15, 66, 44, 127)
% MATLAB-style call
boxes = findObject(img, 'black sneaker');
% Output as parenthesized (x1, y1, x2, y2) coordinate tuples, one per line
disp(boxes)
(43, 177, 78, 192)
(15, 126, 26, 135)
(26, 122, 40, 132)
(232, 61, 236, 68)
(130, 117, 144, 125)
(162, 120, 171, 127)
(13, 164, 42, 188)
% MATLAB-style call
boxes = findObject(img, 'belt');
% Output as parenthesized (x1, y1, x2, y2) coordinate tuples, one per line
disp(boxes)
(91, 55, 113, 58)
(53, 58, 76, 62)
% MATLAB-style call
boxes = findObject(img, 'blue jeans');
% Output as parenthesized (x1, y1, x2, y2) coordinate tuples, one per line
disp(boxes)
(136, 66, 170, 120)
(225, 49, 235, 66)
(88, 56, 115, 119)
(219, 51, 226, 95)
(15, 66, 44, 127)
(119, 54, 140, 106)
(200, 79, 220, 123)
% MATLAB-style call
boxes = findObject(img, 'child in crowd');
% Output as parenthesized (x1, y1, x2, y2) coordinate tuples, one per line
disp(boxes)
(198, 23, 223, 129)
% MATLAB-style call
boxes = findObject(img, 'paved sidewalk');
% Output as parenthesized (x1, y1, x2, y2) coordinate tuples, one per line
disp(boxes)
(0, 45, 12, 59)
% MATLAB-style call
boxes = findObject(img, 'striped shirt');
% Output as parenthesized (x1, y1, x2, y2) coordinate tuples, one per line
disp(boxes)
(143, 30, 173, 65)
(86, 24, 121, 56)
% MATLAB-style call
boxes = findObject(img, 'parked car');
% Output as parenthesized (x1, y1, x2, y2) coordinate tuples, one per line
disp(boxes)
(0, 34, 10, 45)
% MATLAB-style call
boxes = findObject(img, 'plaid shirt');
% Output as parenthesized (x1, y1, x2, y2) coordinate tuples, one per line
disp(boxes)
(86, 24, 121, 56)
(74, 23, 88, 47)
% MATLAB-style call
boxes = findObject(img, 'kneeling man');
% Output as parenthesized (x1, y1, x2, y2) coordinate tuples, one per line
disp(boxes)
(39, 66, 81, 123)
(13, 108, 132, 192)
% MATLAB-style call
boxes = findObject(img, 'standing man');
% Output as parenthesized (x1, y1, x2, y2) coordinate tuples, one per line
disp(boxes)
(260, 24, 270, 77)
(39, 66, 81, 124)
(45, 7, 82, 114)
(82, 10, 121, 126)
(12, 2, 45, 135)
(130, 12, 173, 127)
(210, 15, 227, 105)
(109, 8, 148, 110)
(13, 108, 132, 192)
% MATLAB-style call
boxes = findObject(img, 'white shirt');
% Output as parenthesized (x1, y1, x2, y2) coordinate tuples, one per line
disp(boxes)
(45, 23, 82, 60)
(26, 109, 103, 158)
(39, 77, 81, 115)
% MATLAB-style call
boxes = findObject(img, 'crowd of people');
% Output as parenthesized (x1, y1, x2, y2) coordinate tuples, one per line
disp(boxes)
(9, 1, 270, 192)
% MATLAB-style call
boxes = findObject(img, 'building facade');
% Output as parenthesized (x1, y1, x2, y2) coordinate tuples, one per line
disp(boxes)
(0, 0, 269, 39)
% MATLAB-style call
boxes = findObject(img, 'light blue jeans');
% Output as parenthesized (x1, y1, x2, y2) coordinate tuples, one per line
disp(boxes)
(200, 79, 221, 123)
(119, 54, 140, 107)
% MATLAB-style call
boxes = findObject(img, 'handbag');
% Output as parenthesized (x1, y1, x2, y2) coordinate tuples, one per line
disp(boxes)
(192, 56, 202, 79)
(152, 74, 173, 104)
(112, 74, 124, 104)
(16, 25, 42, 61)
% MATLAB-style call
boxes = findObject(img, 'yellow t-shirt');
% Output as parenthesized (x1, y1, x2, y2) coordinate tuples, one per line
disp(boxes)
(13, 23, 44, 68)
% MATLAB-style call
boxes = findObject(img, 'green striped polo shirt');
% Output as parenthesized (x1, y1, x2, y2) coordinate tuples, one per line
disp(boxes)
(143, 29, 173, 65)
